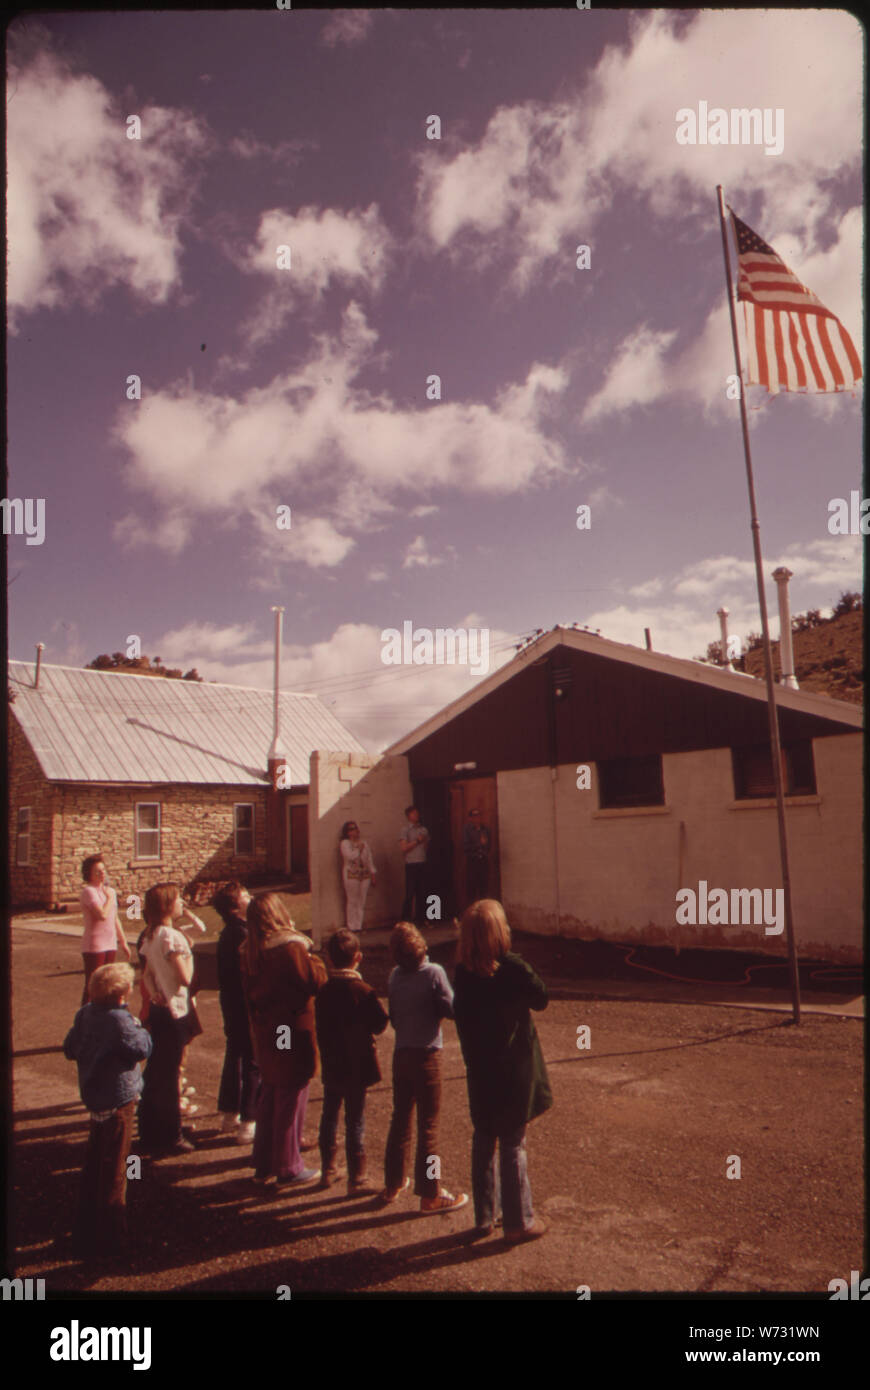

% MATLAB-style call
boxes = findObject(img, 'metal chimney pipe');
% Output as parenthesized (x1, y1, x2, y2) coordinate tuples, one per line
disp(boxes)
(716, 607, 731, 666)
(644, 627, 652, 651)
(34, 642, 45, 688)
(268, 606, 285, 763)
(772, 568, 798, 689)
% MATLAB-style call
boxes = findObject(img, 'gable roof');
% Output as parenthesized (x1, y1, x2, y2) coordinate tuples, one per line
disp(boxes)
(8, 660, 366, 786)
(386, 625, 863, 760)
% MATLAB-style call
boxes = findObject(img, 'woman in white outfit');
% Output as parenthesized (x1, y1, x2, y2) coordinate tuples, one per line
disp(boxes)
(340, 821, 377, 932)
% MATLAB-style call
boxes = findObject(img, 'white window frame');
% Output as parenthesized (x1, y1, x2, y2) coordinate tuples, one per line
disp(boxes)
(234, 803, 255, 856)
(135, 802, 161, 860)
(16, 807, 31, 866)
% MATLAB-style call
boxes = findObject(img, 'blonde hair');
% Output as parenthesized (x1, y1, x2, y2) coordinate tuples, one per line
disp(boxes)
(245, 892, 295, 972)
(390, 921, 427, 971)
(458, 899, 511, 976)
(89, 962, 135, 1004)
(143, 882, 181, 935)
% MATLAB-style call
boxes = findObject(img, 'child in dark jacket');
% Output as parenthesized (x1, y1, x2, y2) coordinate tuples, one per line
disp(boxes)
(213, 882, 260, 1143)
(315, 929, 389, 1194)
(63, 962, 152, 1256)
(453, 899, 552, 1244)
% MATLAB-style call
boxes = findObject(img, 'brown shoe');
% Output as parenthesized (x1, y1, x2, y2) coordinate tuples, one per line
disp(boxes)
(504, 1218, 547, 1244)
(375, 1177, 410, 1206)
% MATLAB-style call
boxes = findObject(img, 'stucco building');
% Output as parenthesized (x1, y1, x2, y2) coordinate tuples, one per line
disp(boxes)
(309, 627, 863, 962)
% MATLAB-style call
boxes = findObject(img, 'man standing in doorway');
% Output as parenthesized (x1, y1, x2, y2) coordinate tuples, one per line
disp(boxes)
(399, 805, 429, 924)
(462, 808, 491, 906)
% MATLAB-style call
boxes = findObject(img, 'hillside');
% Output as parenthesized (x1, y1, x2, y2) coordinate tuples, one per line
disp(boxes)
(740, 609, 863, 705)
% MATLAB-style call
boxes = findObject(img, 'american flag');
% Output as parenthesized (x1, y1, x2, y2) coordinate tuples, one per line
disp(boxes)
(730, 211, 862, 395)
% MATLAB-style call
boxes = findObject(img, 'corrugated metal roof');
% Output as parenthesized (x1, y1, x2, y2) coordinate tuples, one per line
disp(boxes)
(8, 661, 366, 786)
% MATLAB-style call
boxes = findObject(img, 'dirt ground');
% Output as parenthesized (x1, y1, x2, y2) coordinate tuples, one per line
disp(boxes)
(9, 925, 864, 1298)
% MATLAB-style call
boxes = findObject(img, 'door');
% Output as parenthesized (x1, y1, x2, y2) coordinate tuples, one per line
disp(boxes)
(289, 803, 309, 883)
(448, 776, 499, 914)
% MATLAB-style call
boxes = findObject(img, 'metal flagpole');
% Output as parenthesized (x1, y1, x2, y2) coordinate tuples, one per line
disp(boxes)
(716, 184, 801, 1025)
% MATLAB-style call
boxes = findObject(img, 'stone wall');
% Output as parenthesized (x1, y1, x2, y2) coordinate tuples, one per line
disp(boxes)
(8, 712, 54, 907)
(49, 784, 271, 907)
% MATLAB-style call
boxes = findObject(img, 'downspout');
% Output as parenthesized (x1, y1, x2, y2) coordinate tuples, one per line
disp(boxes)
(546, 658, 562, 936)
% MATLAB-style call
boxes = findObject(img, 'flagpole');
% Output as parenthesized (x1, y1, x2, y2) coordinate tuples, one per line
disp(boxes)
(716, 184, 801, 1026)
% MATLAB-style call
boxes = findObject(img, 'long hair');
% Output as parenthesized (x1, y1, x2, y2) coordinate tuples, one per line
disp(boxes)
(245, 891, 294, 973)
(340, 821, 357, 841)
(457, 898, 511, 977)
(143, 882, 181, 938)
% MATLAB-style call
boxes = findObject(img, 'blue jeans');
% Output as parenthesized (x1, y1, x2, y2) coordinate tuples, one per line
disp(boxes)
(319, 1084, 367, 1177)
(471, 1124, 534, 1232)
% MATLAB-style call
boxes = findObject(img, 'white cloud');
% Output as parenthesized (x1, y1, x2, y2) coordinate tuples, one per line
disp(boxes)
(415, 10, 861, 296)
(7, 50, 209, 327)
(582, 328, 678, 423)
(231, 204, 393, 353)
(113, 303, 572, 545)
(588, 537, 862, 660)
(150, 616, 518, 753)
(320, 12, 375, 48)
(402, 535, 445, 569)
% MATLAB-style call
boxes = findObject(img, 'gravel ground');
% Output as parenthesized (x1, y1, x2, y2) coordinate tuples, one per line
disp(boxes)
(10, 926, 864, 1298)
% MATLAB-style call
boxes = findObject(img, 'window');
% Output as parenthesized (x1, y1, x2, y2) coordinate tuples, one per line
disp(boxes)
(234, 803, 255, 856)
(597, 754, 665, 809)
(732, 742, 816, 799)
(135, 803, 161, 859)
(16, 807, 31, 866)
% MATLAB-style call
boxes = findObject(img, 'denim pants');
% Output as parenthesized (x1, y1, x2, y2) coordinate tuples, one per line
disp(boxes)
(471, 1124, 534, 1231)
(384, 1047, 441, 1198)
(218, 1034, 261, 1121)
(253, 1081, 309, 1180)
(319, 1084, 367, 1174)
(73, 1099, 136, 1253)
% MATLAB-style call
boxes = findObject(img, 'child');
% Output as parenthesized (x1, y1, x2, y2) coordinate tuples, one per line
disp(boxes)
(63, 962, 152, 1257)
(315, 928, 389, 1195)
(452, 899, 552, 1243)
(213, 881, 260, 1143)
(378, 922, 467, 1214)
(137, 883, 203, 1158)
(241, 893, 326, 1187)
(135, 897, 204, 1117)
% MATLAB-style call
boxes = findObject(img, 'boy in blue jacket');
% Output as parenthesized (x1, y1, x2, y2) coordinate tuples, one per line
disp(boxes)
(63, 962, 152, 1256)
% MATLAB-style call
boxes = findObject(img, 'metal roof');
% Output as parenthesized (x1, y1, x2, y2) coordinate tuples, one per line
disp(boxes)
(8, 661, 366, 786)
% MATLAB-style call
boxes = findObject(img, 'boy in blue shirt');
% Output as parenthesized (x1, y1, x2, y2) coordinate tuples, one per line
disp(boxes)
(63, 962, 152, 1257)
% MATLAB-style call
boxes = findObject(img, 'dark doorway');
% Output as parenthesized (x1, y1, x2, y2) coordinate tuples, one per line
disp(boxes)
(448, 776, 500, 913)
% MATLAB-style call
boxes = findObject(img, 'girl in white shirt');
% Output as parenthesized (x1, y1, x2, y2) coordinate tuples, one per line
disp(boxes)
(340, 821, 377, 932)
(137, 883, 204, 1157)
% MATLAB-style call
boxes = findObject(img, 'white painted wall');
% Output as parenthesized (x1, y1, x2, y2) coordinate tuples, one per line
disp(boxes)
(497, 733, 862, 961)
(309, 750, 412, 946)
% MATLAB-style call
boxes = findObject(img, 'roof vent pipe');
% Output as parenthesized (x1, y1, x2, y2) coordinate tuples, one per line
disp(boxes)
(716, 608, 733, 667)
(34, 642, 45, 689)
(268, 606, 285, 765)
(772, 568, 799, 689)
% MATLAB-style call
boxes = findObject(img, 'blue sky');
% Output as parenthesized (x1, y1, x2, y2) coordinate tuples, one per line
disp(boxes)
(7, 8, 863, 751)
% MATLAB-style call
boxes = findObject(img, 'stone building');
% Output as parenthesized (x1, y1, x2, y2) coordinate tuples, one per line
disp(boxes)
(7, 659, 365, 909)
(308, 626, 863, 962)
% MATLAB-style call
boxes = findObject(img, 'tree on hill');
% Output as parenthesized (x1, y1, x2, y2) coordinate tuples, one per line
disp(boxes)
(86, 653, 202, 681)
